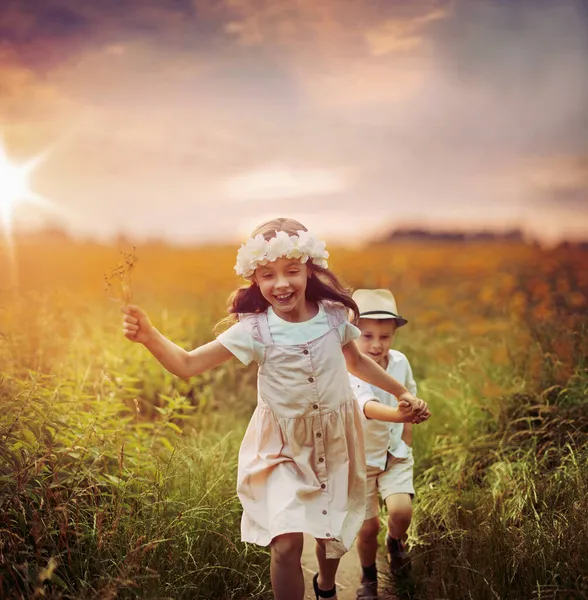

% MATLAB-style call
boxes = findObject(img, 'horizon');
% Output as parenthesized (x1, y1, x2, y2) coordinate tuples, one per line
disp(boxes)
(6, 220, 587, 250)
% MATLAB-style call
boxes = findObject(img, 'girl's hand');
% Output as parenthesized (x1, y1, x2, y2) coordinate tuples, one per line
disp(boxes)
(411, 409, 431, 424)
(398, 392, 431, 424)
(121, 305, 156, 344)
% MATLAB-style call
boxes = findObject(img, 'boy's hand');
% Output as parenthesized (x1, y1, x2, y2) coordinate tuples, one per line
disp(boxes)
(397, 401, 414, 423)
(398, 391, 431, 424)
(121, 305, 156, 344)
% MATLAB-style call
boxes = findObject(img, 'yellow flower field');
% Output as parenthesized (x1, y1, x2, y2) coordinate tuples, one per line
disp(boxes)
(1, 237, 586, 599)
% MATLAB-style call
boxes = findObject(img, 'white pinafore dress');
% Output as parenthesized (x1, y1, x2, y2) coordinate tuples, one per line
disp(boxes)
(236, 301, 366, 559)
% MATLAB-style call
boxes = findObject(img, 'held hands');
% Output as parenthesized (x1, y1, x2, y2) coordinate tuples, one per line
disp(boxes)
(397, 391, 430, 424)
(121, 305, 156, 344)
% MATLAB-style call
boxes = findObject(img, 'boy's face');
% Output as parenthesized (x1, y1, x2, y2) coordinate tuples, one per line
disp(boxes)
(356, 318, 398, 368)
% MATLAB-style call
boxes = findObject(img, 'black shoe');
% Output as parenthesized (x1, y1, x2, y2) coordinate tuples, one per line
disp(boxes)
(355, 578, 378, 599)
(386, 535, 411, 577)
(313, 572, 337, 599)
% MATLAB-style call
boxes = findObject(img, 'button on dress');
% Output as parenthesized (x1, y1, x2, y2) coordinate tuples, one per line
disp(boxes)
(219, 300, 366, 559)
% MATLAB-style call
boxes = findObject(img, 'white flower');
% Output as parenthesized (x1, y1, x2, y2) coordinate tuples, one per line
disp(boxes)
(296, 230, 329, 268)
(265, 231, 292, 262)
(246, 234, 268, 259)
(312, 257, 329, 269)
(234, 234, 267, 277)
(287, 234, 305, 259)
(310, 239, 329, 264)
(294, 230, 315, 255)
(233, 230, 329, 278)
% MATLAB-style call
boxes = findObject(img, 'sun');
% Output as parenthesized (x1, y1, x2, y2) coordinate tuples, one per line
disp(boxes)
(0, 139, 49, 234)
(0, 138, 55, 290)
(0, 155, 31, 216)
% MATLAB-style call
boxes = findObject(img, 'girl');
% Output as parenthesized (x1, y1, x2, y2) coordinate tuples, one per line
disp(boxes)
(121, 218, 429, 600)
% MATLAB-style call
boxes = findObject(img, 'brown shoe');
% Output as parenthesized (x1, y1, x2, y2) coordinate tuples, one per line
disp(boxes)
(386, 535, 411, 577)
(355, 579, 378, 600)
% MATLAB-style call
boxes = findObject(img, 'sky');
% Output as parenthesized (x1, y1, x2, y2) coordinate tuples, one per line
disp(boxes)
(1, 0, 587, 246)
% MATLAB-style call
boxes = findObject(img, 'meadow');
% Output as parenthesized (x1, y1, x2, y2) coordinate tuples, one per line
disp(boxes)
(1, 236, 587, 599)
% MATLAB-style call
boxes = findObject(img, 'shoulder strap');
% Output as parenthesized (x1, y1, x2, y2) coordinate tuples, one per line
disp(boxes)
(256, 311, 274, 345)
(238, 312, 273, 345)
(238, 313, 262, 344)
(321, 300, 347, 329)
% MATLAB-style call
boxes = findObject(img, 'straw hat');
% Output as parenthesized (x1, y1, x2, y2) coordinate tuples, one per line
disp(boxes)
(352, 289, 408, 327)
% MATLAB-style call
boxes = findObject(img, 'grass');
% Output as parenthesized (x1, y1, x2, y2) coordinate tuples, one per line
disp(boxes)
(1, 237, 587, 599)
(0, 368, 270, 599)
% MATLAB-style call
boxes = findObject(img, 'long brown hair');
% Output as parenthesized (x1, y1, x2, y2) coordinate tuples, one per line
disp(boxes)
(216, 218, 359, 331)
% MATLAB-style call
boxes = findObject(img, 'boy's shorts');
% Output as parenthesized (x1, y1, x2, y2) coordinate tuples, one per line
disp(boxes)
(365, 449, 415, 520)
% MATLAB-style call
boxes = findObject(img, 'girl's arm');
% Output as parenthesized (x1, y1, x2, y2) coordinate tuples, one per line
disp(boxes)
(343, 341, 430, 421)
(122, 305, 234, 378)
(145, 332, 233, 378)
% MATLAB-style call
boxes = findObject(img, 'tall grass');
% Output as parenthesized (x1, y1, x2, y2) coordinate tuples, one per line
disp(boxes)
(408, 344, 588, 599)
(0, 290, 270, 599)
(1, 238, 587, 599)
(403, 290, 588, 598)
(0, 369, 270, 599)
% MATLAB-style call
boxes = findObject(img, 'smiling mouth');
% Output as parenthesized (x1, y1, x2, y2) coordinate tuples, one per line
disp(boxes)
(274, 292, 294, 302)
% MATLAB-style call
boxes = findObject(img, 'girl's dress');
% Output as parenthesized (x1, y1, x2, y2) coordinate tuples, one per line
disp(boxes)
(217, 300, 366, 559)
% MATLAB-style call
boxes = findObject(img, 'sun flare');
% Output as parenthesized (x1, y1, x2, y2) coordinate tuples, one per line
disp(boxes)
(0, 156, 30, 214)
(0, 140, 50, 234)
(0, 138, 55, 290)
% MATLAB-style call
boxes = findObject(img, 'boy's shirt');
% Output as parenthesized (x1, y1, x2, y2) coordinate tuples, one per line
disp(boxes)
(349, 349, 417, 469)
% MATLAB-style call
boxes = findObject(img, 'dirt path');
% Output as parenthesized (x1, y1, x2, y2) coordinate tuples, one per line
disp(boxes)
(301, 534, 397, 600)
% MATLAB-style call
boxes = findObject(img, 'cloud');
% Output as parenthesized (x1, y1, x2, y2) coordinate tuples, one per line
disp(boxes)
(365, 5, 451, 56)
(225, 164, 348, 201)
(0, 2, 90, 43)
(1, 0, 586, 244)
(222, 0, 336, 47)
(103, 44, 127, 56)
(525, 155, 588, 210)
(0, 0, 221, 72)
(0, 48, 83, 160)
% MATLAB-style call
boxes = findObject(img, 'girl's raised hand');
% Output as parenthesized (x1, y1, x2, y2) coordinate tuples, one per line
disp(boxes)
(121, 305, 155, 344)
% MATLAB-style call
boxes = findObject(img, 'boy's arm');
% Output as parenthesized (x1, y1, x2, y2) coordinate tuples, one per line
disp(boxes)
(364, 400, 413, 423)
(343, 341, 429, 421)
(351, 377, 412, 423)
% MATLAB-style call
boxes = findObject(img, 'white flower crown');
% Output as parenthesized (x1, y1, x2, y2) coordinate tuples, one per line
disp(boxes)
(234, 230, 329, 278)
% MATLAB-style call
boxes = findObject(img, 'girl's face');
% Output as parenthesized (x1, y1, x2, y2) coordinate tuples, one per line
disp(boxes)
(357, 318, 398, 368)
(254, 257, 310, 319)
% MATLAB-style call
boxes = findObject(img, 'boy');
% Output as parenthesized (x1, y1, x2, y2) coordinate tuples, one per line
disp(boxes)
(349, 289, 417, 600)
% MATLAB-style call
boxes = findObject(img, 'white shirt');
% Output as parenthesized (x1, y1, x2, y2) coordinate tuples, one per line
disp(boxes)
(217, 303, 361, 364)
(349, 349, 417, 469)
